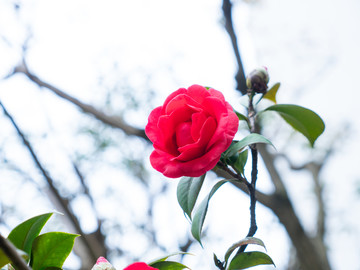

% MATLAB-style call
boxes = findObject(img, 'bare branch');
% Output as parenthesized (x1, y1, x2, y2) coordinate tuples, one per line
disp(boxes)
(0, 234, 31, 270)
(72, 162, 97, 210)
(257, 143, 288, 195)
(222, 0, 247, 94)
(258, 144, 332, 270)
(279, 146, 334, 241)
(9, 60, 148, 141)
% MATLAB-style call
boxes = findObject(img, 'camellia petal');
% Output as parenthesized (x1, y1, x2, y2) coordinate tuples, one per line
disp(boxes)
(176, 122, 194, 147)
(123, 262, 158, 270)
(176, 116, 217, 161)
(161, 88, 187, 113)
(145, 107, 163, 144)
(187, 84, 211, 104)
(190, 111, 207, 141)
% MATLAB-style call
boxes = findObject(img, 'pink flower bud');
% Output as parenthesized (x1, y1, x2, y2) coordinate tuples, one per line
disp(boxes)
(91, 256, 116, 270)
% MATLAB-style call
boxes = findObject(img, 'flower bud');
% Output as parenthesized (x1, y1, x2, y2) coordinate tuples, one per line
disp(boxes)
(91, 257, 116, 270)
(246, 67, 269, 93)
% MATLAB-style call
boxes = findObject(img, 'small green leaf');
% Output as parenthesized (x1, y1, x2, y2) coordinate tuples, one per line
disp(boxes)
(7, 212, 54, 258)
(191, 180, 227, 246)
(213, 253, 220, 265)
(224, 134, 274, 158)
(264, 104, 325, 147)
(235, 111, 248, 122)
(30, 232, 79, 270)
(228, 251, 275, 270)
(148, 252, 192, 265)
(177, 175, 206, 220)
(263, 83, 280, 104)
(149, 261, 189, 270)
(233, 150, 248, 176)
(224, 237, 266, 263)
(0, 249, 10, 268)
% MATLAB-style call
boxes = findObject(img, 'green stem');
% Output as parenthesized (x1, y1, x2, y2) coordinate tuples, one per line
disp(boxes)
(237, 89, 259, 254)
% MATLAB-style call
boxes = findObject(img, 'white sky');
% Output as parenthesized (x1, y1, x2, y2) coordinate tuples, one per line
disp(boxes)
(1, 0, 360, 269)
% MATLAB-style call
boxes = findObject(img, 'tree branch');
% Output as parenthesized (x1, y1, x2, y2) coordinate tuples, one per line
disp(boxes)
(279, 151, 332, 241)
(213, 165, 273, 210)
(222, 0, 247, 95)
(9, 60, 148, 141)
(257, 144, 331, 270)
(257, 143, 288, 195)
(0, 234, 31, 270)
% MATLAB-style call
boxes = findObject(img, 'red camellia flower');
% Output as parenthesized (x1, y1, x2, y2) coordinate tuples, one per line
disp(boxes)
(145, 85, 239, 178)
(123, 262, 158, 270)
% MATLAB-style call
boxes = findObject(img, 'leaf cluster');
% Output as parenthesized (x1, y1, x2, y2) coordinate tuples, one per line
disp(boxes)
(0, 213, 78, 270)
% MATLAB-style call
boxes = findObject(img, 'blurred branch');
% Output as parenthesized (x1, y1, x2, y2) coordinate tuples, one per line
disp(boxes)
(222, 0, 247, 95)
(7, 60, 148, 141)
(215, 157, 332, 269)
(71, 161, 108, 258)
(179, 237, 194, 254)
(0, 100, 105, 268)
(258, 144, 331, 270)
(72, 162, 97, 210)
(279, 145, 334, 241)
(213, 165, 273, 207)
(257, 143, 287, 195)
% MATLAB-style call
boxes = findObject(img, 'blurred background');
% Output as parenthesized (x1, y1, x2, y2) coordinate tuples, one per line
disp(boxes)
(0, 0, 359, 269)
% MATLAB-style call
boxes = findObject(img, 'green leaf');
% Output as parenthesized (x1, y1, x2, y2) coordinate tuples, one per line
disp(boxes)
(228, 251, 275, 270)
(191, 180, 227, 246)
(235, 111, 248, 122)
(177, 175, 206, 220)
(0, 249, 10, 268)
(263, 83, 280, 104)
(224, 237, 267, 263)
(30, 232, 79, 270)
(233, 150, 248, 176)
(7, 212, 54, 258)
(148, 252, 192, 265)
(224, 134, 274, 158)
(149, 261, 189, 270)
(264, 104, 325, 147)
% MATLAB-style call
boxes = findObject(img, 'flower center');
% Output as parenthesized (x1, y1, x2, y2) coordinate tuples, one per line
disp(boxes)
(175, 121, 194, 148)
